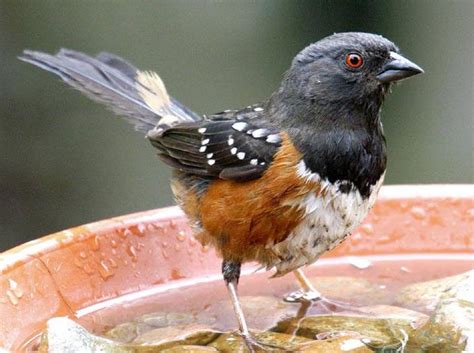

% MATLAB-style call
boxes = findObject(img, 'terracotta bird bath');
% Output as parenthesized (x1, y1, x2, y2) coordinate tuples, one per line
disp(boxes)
(0, 185, 473, 351)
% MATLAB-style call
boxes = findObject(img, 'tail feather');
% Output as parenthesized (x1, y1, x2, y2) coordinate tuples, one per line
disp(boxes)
(19, 49, 201, 133)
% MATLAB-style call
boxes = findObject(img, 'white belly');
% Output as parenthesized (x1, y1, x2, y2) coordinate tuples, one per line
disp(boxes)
(270, 161, 384, 275)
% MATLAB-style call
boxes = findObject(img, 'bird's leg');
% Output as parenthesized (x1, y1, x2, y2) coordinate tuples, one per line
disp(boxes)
(285, 269, 361, 313)
(223, 261, 249, 335)
(222, 261, 266, 352)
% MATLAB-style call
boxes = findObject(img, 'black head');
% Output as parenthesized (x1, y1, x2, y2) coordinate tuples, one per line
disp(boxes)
(269, 32, 423, 128)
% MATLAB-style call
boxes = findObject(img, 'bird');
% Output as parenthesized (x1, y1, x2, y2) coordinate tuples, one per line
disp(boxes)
(20, 32, 423, 350)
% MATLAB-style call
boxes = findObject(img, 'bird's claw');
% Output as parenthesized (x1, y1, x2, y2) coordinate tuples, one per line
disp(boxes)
(284, 289, 321, 303)
(284, 291, 363, 314)
(235, 331, 275, 352)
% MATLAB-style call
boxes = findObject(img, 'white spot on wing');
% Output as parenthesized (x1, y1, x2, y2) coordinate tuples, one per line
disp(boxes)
(232, 122, 248, 132)
(237, 152, 245, 160)
(198, 127, 206, 134)
(207, 159, 215, 165)
(230, 147, 237, 155)
(199, 146, 207, 152)
(252, 129, 267, 138)
(250, 159, 258, 165)
(266, 134, 281, 144)
(254, 107, 264, 112)
(227, 137, 234, 145)
(206, 153, 214, 159)
(201, 138, 210, 145)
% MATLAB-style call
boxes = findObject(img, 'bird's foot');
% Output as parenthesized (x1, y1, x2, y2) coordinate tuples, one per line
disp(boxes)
(284, 290, 361, 314)
(313, 297, 361, 314)
(284, 289, 321, 303)
(237, 331, 273, 353)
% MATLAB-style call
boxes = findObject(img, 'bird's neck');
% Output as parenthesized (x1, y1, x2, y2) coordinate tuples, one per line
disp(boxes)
(267, 84, 386, 131)
(266, 91, 387, 198)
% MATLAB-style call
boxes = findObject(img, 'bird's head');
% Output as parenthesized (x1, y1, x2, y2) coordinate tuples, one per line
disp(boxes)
(271, 32, 423, 128)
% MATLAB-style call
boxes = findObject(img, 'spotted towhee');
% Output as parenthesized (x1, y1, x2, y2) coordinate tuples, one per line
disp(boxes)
(21, 32, 423, 349)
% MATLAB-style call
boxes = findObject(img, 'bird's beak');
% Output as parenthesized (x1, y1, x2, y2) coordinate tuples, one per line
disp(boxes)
(376, 52, 424, 83)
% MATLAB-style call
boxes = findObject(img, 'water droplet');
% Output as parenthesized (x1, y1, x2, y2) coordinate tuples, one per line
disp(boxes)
(8, 279, 18, 290)
(79, 251, 87, 259)
(151, 222, 165, 232)
(127, 245, 137, 259)
(169, 219, 177, 229)
(400, 266, 411, 273)
(91, 236, 101, 251)
(8, 279, 23, 298)
(162, 249, 169, 259)
(109, 258, 118, 268)
(111, 248, 117, 255)
(53, 263, 63, 273)
(410, 206, 427, 220)
(6, 290, 19, 305)
(122, 228, 133, 238)
(161, 241, 168, 248)
(360, 223, 374, 235)
(74, 258, 84, 268)
(110, 239, 118, 248)
(176, 230, 187, 242)
(201, 245, 210, 253)
(175, 244, 181, 251)
(98, 260, 114, 280)
(83, 262, 94, 275)
(137, 223, 146, 236)
(377, 235, 392, 244)
(347, 257, 372, 269)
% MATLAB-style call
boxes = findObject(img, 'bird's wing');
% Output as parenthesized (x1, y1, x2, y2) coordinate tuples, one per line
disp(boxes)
(148, 106, 282, 181)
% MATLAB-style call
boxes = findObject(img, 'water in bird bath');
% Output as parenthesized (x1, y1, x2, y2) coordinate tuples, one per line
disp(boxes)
(30, 253, 473, 352)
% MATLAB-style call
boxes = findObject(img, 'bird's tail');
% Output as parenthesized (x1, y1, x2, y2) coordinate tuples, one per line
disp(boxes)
(19, 49, 201, 133)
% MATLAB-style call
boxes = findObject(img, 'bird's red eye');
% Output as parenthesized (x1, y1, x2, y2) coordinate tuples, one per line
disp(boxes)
(345, 53, 363, 69)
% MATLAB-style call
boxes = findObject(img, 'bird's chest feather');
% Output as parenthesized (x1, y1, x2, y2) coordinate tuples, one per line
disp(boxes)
(270, 160, 384, 275)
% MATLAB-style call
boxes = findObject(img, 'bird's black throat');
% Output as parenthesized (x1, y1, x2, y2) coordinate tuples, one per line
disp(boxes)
(268, 87, 387, 198)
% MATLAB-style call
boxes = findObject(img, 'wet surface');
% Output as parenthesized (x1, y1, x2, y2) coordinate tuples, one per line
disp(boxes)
(35, 259, 473, 352)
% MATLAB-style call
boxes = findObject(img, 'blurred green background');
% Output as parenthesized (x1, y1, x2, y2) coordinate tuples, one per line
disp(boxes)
(0, 0, 472, 251)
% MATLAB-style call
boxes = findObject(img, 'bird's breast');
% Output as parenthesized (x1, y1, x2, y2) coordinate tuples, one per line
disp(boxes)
(270, 161, 385, 275)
